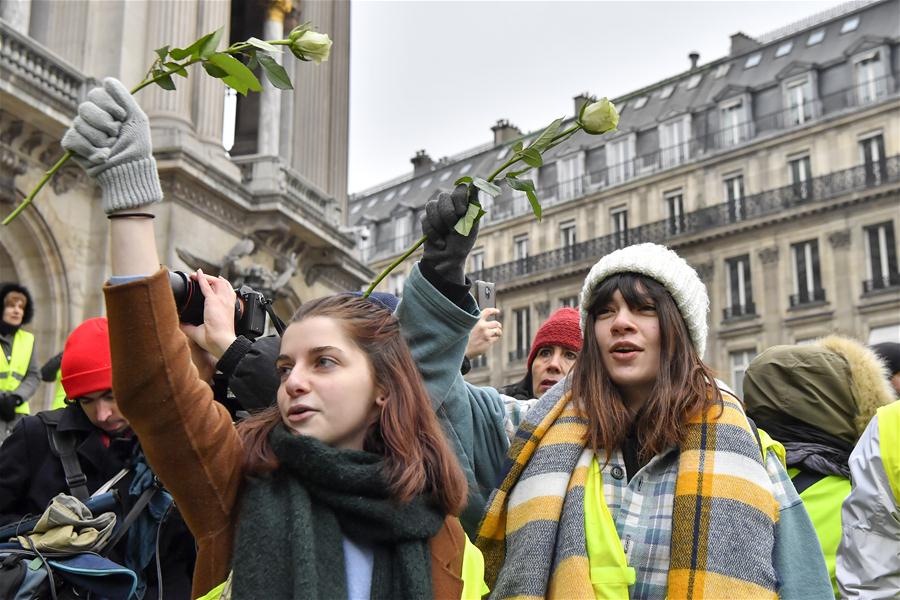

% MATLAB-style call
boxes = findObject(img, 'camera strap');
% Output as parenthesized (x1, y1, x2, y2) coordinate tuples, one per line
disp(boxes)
(263, 301, 287, 336)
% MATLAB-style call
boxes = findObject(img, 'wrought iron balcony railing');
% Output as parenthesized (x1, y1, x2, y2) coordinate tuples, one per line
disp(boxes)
(863, 272, 900, 294)
(466, 155, 899, 286)
(789, 288, 827, 308)
(723, 302, 757, 321)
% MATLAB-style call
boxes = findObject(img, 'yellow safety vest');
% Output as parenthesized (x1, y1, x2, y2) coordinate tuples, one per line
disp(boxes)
(585, 456, 636, 600)
(877, 401, 900, 504)
(194, 536, 488, 600)
(786, 468, 850, 597)
(0, 329, 34, 415)
(51, 368, 67, 410)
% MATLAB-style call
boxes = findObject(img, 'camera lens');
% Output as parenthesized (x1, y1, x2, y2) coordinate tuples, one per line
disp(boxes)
(168, 271, 205, 325)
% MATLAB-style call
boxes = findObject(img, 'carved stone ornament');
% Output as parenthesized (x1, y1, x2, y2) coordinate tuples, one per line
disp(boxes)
(828, 229, 851, 249)
(758, 246, 779, 265)
(535, 300, 551, 319)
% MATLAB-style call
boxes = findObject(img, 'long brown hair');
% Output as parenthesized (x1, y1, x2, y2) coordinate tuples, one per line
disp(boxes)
(572, 273, 720, 461)
(237, 294, 467, 515)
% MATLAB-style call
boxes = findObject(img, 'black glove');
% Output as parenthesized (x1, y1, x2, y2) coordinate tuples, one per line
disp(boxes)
(0, 393, 17, 422)
(421, 184, 479, 286)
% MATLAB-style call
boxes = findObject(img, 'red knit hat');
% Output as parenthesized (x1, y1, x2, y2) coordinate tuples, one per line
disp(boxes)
(527, 307, 583, 370)
(61, 317, 112, 399)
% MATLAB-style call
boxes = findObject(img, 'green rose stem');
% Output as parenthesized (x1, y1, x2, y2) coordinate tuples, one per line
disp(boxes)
(2, 38, 299, 226)
(363, 121, 587, 297)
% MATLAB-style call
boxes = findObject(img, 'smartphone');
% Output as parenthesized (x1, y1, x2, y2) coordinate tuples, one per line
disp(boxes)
(475, 280, 496, 317)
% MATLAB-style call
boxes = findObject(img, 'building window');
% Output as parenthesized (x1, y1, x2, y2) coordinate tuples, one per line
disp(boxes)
(730, 349, 756, 398)
(394, 211, 411, 253)
(790, 239, 824, 306)
(388, 272, 406, 298)
(659, 115, 691, 168)
(868, 323, 900, 345)
(724, 254, 755, 319)
(841, 16, 860, 34)
(665, 189, 685, 235)
(611, 206, 629, 248)
(560, 295, 579, 308)
(608, 136, 634, 184)
(633, 96, 648, 109)
(510, 307, 531, 362)
(660, 84, 675, 99)
(714, 63, 731, 78)
(686, 73, 702, 89)
(854, 49, 887, 104)
(513, 234, 529, 261)
(789, 155, 812, 200)
(470, 248, 485, 274)
(744, 53, 762, 69)
(863, 221, 900, 293)
(470, 354, 488, 370)
(860, 133, 886, 186)
(560, 220, 577, 248)
(785, 77, 813, 125)
(724, 174, 745, 222)
(557, 154, 584, 201)
(775, 41, 793, 58)
(807, 29, 825, 46)
(720, 99, 749, 147)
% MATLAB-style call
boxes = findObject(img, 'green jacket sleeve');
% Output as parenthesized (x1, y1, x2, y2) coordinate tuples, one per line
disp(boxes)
(396, 264, 509, 536)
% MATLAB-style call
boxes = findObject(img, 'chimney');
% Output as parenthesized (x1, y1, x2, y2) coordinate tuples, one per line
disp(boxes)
(573, 92, 595, 117)
(689, 51, 700, 70)
(410, 149, 433, 176)
(491, 119, 522, 146)
(730, 32, 760, 56)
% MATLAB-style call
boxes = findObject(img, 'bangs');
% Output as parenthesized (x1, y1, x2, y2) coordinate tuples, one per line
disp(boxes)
(587, 272, 667, 314)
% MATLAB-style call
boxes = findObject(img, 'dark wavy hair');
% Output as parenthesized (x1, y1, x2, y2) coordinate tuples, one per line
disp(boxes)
(236, 294, 468, 515)
(572, 273, 721, 461)
(1, 283, 34, 325)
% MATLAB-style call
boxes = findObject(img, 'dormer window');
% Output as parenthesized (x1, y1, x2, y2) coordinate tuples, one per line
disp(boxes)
(854, 49, 888, 104)
(841, 16, 859, 34)
(459, 163, 473, 174)
(419, 177, 432, 188)
(399, 184, 410, 195)
(686, 74, 702, 89)
(366, 197, 379, 208)
(439, 171, 452, 182)
(714, 63, 731, 79)
(660, 85, 675, 99)
(633, 96, 648, 109)
(744, 53, 762, 69)
(807, 29, 825, 46)
(775, 41, 793, 58)
(385, 190, 396, 202)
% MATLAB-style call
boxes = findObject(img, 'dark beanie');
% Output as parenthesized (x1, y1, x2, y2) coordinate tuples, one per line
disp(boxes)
(0, 282, 34, 325)
(527, 307, 583, 370)
(872, 342, 900, 375)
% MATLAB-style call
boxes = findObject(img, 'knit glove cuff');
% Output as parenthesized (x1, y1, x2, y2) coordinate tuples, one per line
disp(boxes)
(95, 157, 163, 213)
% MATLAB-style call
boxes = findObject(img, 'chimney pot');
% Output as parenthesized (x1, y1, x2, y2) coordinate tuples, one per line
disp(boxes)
(410, 149, 434, 176)
(491, 119, 522, 146)
(689, 51, 700, 70)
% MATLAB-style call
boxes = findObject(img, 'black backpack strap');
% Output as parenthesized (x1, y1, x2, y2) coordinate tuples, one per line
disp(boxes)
(103, 482, 159, 551)
(36, 412, 90, 502)
(790, 469, 828, 495)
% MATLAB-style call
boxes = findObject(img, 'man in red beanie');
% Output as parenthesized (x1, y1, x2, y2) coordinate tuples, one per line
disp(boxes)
(0, 317, 194, 598)
(500, 307, 583, 400)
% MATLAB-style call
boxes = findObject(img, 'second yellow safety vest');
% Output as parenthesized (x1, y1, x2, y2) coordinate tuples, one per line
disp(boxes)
(0, 329, 34, 415)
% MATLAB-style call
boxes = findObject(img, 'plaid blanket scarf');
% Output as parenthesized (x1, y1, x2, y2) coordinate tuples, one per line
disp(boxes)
(476, 389, 780, 599)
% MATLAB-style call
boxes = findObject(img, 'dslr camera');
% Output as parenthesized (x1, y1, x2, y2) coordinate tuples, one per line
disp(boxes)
(168, 271, 268, 339)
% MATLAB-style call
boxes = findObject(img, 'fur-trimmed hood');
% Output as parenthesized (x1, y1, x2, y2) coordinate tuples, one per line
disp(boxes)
(744, 335, 895, 446)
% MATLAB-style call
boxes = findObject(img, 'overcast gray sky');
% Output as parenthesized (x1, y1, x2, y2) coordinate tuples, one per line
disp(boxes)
(347, 0, 847, 194)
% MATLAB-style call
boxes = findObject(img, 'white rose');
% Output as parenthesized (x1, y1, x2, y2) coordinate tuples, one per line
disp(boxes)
(290, 31, 332, 64)
(579, 98, 619, 135)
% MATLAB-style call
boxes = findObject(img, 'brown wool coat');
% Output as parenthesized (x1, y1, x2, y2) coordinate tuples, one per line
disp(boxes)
(105, 269, 466, 599)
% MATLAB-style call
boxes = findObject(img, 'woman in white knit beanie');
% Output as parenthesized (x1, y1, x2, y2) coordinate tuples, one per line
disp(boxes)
(478, 243, 831, 599)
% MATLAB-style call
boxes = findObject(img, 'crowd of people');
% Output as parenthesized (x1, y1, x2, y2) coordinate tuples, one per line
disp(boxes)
(0, 77, 898, 599)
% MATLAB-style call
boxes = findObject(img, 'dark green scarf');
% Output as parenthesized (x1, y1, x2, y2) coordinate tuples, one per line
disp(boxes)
(231, 425, 444, 599)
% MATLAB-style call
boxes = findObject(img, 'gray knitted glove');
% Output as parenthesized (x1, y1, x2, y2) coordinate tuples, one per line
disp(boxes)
(421, 184, 479, 286)
(61, 77, 162, 213)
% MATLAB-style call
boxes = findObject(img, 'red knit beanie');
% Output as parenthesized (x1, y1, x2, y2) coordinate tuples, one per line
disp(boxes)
(527, 307, 583, 370)
(61, 317, 112, 399)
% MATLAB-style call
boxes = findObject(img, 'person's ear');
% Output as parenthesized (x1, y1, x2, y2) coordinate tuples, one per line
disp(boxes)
(374, 386, 388, 408)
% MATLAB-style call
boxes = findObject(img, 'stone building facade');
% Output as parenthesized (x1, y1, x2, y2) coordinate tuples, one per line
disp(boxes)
(350, 0, 900, 396)
(0, 0, 370, 409)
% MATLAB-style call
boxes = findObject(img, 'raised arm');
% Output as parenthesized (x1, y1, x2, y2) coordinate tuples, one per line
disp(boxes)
(62, 78, 245, 543)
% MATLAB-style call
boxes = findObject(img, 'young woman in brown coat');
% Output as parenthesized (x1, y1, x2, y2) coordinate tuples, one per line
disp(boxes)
(61, 77, 483, 600)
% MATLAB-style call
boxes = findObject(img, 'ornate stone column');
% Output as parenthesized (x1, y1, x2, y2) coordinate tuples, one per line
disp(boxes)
(257, 0, 292, 157)
(828, 229, 854, 332)
(757, 246, 781, 346)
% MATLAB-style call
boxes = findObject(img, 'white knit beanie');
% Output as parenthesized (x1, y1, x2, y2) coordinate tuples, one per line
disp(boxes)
(579, 243, 709, 357)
